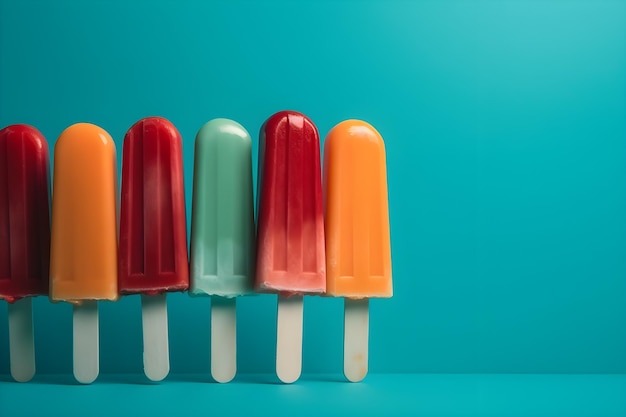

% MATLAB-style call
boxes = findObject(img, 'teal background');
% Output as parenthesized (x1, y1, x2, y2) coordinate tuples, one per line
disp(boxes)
(1, 0, 626, 381)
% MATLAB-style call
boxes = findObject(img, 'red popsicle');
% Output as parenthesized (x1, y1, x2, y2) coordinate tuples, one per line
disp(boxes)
(118, 116, 188, 381)
(0, 124, 50, 382)
(255, 111, 326, 295)
(0, 125, 50, 303)
(255, 110, 325, 383)
(118, 117, 188, 294)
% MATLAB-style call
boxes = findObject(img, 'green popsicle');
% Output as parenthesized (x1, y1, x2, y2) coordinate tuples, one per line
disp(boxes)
(189, 118, 255, 383)
(190, 119, 255, 297)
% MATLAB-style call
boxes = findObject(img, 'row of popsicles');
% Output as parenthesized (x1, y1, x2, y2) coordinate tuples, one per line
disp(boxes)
(1, 111, 391, 384)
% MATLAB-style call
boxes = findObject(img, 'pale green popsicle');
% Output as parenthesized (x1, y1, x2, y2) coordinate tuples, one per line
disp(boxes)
(190, 119, 255, 297)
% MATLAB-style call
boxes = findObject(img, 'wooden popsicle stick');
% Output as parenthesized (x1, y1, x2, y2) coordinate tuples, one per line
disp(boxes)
(211, 297, 237, 383)
(344, 298, 369, 382)
(141, 294, 170, 382)
(73, 300, 99, 384)
(276, 295, 303, 383)
(8, 297, 35, 382)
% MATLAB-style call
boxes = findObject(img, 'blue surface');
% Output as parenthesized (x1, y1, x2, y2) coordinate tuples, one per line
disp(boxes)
(2, 374, 626, 417)
(2, 0, 626, 385)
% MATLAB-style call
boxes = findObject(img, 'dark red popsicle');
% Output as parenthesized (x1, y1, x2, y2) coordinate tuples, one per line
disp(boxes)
(255, 111, 326, 295)
(118, 117, 188, 295)
(0, 125, 51, 303)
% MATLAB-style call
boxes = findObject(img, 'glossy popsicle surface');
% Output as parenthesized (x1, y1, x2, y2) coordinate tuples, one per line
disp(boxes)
(255, 111, 325, 295)
(324, 120, 392, 298)
(50, 123, 118, 302)
(190, 119, 255, 297)
(0, 125, 50, 303)
(118, 117, 188, 295)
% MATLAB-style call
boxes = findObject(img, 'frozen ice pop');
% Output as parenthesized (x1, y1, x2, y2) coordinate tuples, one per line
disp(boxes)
(190, 119, 254, 297)
(190, 119, 255, 382)
(255, 111, 326, 383)
(255, 111, 326, 294)
(50, 123, 119, 383)
(118, 116, 188, 381)
(0, 124, 50, 382)
(323, 120, 392, 382)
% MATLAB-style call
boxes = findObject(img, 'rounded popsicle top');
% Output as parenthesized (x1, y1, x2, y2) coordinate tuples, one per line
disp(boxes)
(325, 119, 386, 152)
(124, 116, 181, 147)
(54, 123, 116, 157)
(196, 118, 251, 146)
(262, 110, 319, 140)
(0, 124, 51, 303)
(0, 124, 50, 158)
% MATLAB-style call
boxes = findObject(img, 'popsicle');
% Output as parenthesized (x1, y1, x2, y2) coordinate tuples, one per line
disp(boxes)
(323, 120, 392, 382)
(255, 111, 326, 383)
(50, 123, 119, 384)
(189, 119, 255, 383)
(118, 117, 188, 381)
(0, 124, 51, 382)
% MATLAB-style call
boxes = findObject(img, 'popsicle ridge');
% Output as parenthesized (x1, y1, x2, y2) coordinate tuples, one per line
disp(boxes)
(118, 117, 188, 295)
(324, 120, 392, 298)
(0, 125, 50, 303)
(255, 111, 326, 295)
(50, 123, 118, 303)
(190, 119, 255, 297)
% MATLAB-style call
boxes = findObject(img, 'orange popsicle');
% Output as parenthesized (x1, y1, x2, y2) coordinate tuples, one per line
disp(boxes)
(49, 123, 118, 384)
(50, 123, 118, 302)
(324, 120, 392, 298)
(323, 120, 392, 383)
